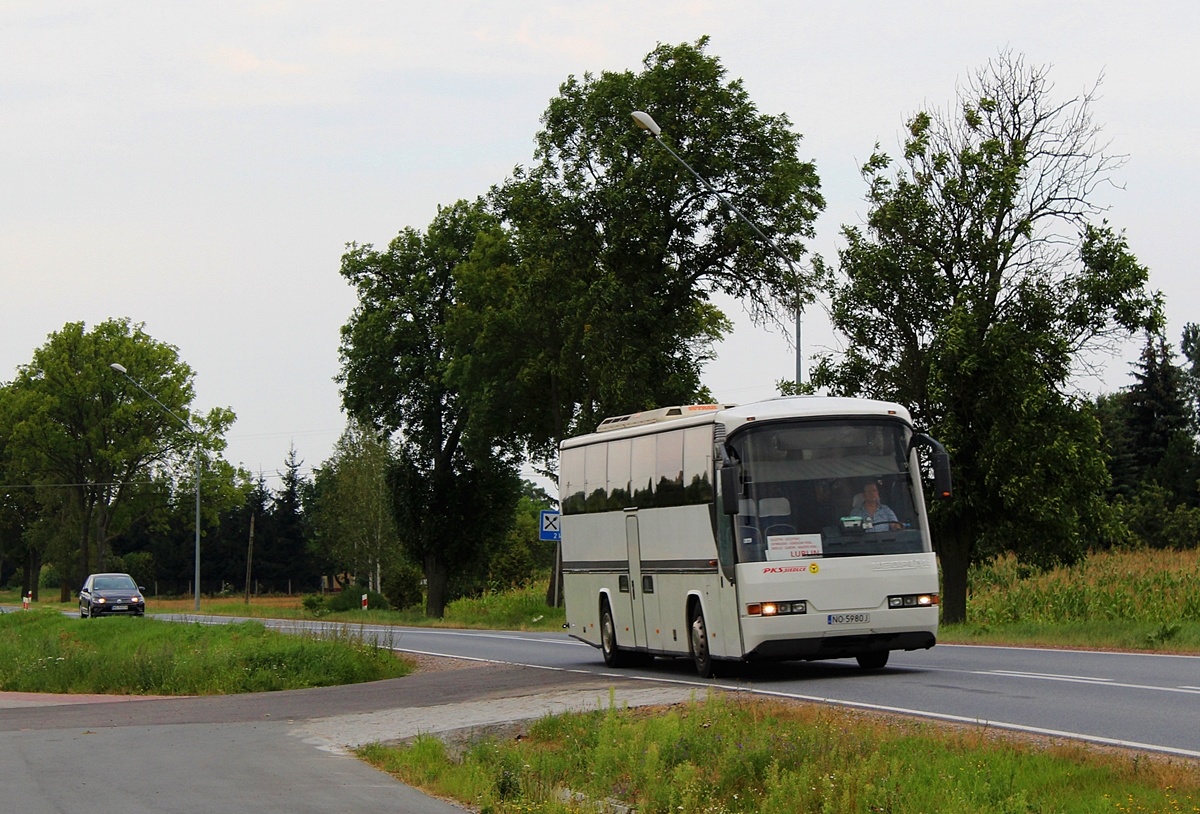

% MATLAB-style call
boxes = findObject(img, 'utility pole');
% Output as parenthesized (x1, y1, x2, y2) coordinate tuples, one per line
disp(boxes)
(244, 513, 255, 604)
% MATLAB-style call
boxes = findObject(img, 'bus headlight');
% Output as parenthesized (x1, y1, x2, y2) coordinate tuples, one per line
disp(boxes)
(746, 600, 806, 616)
(888, 594, 938, 608)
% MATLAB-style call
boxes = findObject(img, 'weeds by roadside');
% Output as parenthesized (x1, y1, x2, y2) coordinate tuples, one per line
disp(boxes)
(946, 548, 1200, 652)
(360, 693, 1200, 814)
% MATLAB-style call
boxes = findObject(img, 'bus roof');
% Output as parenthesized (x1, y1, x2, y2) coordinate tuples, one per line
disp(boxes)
(563, 396, 914, 448)
(594, 404, 732, 433)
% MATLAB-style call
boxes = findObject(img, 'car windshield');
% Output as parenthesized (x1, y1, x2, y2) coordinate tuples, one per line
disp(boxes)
(94, 575, 136, 591)
(728, 418, 928, 561)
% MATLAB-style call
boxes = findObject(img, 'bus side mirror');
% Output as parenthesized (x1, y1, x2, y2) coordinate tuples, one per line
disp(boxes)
(931, 450, 952, 499)
(720, 464, 740, 515)
(913, 434, 953, 500)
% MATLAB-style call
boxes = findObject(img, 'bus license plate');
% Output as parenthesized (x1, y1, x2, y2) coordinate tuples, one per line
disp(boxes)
(827, 613, 869, 626)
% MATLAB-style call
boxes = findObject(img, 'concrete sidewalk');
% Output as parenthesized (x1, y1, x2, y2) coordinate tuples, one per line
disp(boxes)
(292, 683, 704, 755)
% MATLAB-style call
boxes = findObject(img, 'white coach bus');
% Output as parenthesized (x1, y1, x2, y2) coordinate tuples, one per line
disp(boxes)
(560, 397, 952, 676)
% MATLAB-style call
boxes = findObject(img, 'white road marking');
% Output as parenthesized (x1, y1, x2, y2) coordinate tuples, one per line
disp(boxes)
(985, 669, 1200, 695)
(990, 670, 1113, 682)
(743, 685, 1200, 761)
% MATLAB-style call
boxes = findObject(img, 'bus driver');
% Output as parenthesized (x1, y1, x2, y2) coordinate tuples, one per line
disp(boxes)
(858, 482, 902, 532)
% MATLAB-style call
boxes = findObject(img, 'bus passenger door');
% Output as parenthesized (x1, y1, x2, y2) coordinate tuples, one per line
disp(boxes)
(625, 513, 649, 650)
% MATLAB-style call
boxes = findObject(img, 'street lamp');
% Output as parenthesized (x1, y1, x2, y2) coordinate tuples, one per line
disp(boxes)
(110, 362, 203, 613)
(631, 110, 805, 385)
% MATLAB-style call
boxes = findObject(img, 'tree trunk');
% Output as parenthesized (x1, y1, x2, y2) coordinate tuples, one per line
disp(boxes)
(937, 530, 972, 625)
(545, 541, 563, 607)
(424, 552, 449, 618)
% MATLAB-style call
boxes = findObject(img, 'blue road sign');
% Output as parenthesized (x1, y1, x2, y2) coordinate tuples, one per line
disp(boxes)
(539, 510, 561, 542)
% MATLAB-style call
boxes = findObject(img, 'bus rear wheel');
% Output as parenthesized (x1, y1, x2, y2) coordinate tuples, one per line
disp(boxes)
(600, 600, 628, 668)
(690, 606, 714, 678)
(856, 651, 889, 670)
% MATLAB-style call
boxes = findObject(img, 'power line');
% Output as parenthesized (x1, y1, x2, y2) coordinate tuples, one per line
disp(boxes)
(0, 481, 163, 490)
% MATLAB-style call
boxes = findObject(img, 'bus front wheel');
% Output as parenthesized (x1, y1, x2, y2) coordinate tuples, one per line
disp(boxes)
(690, 606, 714, 678)
(856, 651, 889, 670)
(600, 600, 628, 668)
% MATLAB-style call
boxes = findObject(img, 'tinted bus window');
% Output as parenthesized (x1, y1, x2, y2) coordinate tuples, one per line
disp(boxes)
(683, 425, 714, 504)
(631, 434, 656, 508)
(584, 443, 608, 512)
(561, 446, 586, 515)
(607, 438, 632, 510)
(655, 430, 685, 507)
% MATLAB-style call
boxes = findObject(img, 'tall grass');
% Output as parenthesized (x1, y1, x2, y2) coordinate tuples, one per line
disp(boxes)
(968, 549, 1200, 625)
(428, 582, 562, 630)
(0, 610, 412, 694)
(360, 693, 1200, 814)
(952, 548, 1200, 651)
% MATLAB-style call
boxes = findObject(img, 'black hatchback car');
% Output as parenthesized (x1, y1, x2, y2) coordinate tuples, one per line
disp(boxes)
(79, 572, 146, 618)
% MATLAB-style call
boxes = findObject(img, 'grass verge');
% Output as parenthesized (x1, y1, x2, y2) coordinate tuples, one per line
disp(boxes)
(947, 548, 1200, 653)
(940, 619, 1200, 653)
(360, 693, 1200, 814)
(0, 609, 412, 695)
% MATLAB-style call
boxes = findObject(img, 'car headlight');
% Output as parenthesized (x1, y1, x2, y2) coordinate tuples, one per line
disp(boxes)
(95, 597, 107, 604)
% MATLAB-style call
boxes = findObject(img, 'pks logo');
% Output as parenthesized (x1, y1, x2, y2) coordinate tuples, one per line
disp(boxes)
(762, 563, 820, 575)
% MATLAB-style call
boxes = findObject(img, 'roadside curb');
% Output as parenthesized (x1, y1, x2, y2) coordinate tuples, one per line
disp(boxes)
(291, 684, 706, 755)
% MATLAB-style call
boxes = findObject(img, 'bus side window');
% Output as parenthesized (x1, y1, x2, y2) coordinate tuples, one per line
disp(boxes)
(631, 435, 656, 508)
(561, 447, 586, 515)
(655, 430, 685, 507)
(608, 438, 632, 510)
(584, 443, 608, 512)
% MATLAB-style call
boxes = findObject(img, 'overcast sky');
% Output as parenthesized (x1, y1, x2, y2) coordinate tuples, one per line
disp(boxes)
(2, 2, 1195, 485)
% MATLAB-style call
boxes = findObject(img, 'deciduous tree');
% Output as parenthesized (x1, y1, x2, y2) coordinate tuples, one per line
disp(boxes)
(4, 319, 234, 599)
(338, 201, 520, 617)
(453, 38, 824, 465)
(812, 53, 1161, 622)
(311, 419, 407, 596)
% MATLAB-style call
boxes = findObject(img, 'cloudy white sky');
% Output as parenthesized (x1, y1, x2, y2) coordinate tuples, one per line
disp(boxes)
(2, 2, 1195, 484)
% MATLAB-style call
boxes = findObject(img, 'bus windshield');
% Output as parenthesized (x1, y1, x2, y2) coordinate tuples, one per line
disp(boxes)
(728, 418, 926, 561)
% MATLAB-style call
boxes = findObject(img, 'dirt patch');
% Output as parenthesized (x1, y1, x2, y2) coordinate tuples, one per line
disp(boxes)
(405, 652, 491, 673)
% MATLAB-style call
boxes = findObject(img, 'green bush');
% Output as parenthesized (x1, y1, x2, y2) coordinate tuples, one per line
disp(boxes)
(381, 560, 424, 610)
(38, 563, 61, 590)
(301, 594, 328, 615)
(1118, 484, 1200, 549)
(327, 588, 390, 613)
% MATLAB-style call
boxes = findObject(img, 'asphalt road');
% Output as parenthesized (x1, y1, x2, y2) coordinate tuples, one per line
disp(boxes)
(171, 616, 1200, 759)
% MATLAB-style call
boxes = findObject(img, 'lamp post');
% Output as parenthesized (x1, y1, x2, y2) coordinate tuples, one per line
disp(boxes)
(110, 362, 203, 613)
(631, 110, 805, 386)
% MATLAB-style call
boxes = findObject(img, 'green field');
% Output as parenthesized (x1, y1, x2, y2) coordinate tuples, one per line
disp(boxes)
(947, 548, 1200, 653)
(0, 610, 411, 694)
